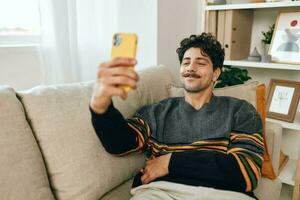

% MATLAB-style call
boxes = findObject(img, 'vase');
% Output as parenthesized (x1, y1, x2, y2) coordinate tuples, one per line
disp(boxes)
(261, 43, 271, 63)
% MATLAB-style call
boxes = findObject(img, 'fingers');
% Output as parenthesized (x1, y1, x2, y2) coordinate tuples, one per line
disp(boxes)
(140, 164, 156, 184)
(97, 66, 138, 80)
(101, 75, 138, 89)
(141, 169, 152, 184)
(100, 57, 137, 68)
(101, 85, 128, 99)
(96, 64, 139, 92)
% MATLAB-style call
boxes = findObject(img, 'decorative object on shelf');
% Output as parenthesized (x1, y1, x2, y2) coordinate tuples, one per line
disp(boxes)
(224, 0, 242, 3)
(265, 0, 285, 2)
(266, 79, 300, 122)
(215, 65, 251, 88)
(270, 12, 300, 64)
(261, 24, 275, 62)
(247, 47, 262, 62)
(278, 151, 289, 175)
(206, 0, 226, 5)
(251, 0, 265, 2)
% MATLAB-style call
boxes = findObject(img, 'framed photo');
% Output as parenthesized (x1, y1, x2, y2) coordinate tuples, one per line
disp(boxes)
(269, 12, 300, 64)
(266, 79, 300, 122)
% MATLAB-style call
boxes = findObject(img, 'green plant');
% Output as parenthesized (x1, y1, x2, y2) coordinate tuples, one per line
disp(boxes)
(261, 24, 275, 44)
(215, 65, 251, 88)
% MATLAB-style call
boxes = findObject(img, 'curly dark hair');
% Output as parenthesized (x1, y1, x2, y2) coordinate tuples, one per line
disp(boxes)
(176, 33, 224, 71)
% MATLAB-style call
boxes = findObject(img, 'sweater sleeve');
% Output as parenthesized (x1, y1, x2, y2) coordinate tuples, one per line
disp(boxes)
(90, 104, 151, 156)
(168, 101, 264, 192)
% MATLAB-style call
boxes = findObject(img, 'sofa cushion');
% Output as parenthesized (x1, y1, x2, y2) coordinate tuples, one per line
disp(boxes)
(16, 65, 173, 200)
(101, 178, 133, 200)
(17, 82, 144, 200)
(0, 86, 54, 200)
(254, 177, 282, 200)
(167, 81, 276, 179)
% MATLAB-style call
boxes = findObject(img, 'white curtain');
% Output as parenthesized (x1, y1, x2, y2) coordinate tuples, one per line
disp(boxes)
(39, 0, 117, 84)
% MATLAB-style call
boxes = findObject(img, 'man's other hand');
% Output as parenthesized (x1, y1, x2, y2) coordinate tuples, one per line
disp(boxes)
(90, 57, 138, 114)
(140, 153, 172, 184)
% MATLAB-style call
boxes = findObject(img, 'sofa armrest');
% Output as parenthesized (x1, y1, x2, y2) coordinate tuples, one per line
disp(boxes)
(265, 121, 283, 176)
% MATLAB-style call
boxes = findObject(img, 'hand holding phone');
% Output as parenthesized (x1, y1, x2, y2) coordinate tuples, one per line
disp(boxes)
(90, 33, 138, 114)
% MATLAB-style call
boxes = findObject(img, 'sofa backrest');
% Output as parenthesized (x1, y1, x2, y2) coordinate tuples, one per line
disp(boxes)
(0, 86, 55, 200)
(16, 65, 173, 200)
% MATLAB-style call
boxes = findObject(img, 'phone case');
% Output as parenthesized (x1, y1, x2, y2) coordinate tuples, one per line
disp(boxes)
(111, 33, 137, 58)
(111, 33, 138, 92)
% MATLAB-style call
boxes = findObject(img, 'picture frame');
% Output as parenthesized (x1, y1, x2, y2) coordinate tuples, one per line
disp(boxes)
(269, 11, 300, 64)
(266, 79, 300, 122)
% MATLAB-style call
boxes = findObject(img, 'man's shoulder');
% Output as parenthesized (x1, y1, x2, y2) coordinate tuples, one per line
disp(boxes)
(216, 95, 249, 106)
(215, 95, 257, 113)
(134, 97, 181, 116)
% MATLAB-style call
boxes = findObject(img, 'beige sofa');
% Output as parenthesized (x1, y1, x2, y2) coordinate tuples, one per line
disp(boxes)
(0, 65, 282, 200)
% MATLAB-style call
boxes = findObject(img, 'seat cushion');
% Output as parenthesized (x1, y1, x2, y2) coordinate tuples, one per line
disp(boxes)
(101, 178, 133, 200)
(0, 86, 54, 200)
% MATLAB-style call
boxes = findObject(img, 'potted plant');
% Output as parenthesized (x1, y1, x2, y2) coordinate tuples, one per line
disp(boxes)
(261, 24, 275, 62)
(215, 65, 251, 88)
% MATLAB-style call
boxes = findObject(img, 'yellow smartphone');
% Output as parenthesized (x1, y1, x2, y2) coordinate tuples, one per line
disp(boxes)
(111, 33, 138, 92)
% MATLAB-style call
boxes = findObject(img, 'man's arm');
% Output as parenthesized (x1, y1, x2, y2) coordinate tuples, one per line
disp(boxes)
(168, 101, 264, 192)
(91, 104, 137, 155)
(90, 57, 150, 155)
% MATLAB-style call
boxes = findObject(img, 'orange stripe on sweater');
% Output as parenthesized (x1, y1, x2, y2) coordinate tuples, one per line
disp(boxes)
(231, 153, 252, 192)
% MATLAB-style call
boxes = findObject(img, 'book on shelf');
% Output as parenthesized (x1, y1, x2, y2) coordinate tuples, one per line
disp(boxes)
(217, 10, 225, 47)
(205, 9, 254, 60)
(205, 10, 218, 37)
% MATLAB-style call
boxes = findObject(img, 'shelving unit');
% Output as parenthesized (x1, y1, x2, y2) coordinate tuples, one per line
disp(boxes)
(205, 1, 300, 11)
(205, 1, 300, 70)
(279, 158, 298, 185)
(267, 112, 300, 131)
(202, 1, 300, 199)
(224, 60, 300, 70)
(278, 147, 300, 200)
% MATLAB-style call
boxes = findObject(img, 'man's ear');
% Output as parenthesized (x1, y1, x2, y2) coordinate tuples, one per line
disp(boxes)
(212, 67, 221, 82)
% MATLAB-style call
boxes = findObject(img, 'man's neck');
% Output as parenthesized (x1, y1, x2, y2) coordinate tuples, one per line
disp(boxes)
(184, 88, 213, 110)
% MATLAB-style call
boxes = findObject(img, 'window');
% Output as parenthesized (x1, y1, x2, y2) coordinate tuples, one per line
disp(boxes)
(0, 0, 40, 46)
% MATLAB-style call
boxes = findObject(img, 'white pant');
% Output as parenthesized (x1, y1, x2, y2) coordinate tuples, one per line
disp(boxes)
(130, 181, 256, 200)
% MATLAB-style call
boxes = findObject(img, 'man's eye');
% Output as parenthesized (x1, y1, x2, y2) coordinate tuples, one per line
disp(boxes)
(197, 63, 206, 66)
(183, 63, 189, 66)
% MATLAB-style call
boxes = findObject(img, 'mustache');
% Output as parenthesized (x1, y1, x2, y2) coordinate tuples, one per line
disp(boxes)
(182, 72, 201, 78)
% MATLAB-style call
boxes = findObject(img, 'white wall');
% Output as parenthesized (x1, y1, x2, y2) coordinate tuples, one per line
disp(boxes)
(115, 0, 158, 70)
(0, 46, 42, 90)
(157, 0, 200, 82)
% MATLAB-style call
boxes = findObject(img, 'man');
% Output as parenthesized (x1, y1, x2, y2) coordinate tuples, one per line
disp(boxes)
(90, 33, 264, 200)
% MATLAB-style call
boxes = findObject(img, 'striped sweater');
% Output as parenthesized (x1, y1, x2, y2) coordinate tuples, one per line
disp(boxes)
(91, 95, 264, 198)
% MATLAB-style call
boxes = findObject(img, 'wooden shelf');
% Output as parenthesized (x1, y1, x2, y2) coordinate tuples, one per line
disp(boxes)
(224, 60, 300, 70)
(267, 112, 300, 131)
(205, 1, 300, 11)
(279, 158, 297, 186)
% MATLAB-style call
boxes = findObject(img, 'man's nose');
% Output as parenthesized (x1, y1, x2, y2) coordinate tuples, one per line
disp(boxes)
(187, 62, 197, 72)
(186, 68, 195, 73)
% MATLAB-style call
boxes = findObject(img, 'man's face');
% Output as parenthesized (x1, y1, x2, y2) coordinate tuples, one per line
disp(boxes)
(180, 47, 220, 93)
